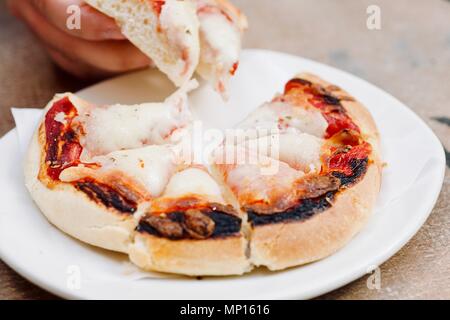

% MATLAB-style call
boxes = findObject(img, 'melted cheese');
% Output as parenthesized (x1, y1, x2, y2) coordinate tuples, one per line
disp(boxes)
(198, 10, 240, 69)
(196, 0, 242, 94)
(224, 157, 303, 212)
(163, 167, 224, 204)
(60, 145, 177, 197)
(77, 80, 197, 156)
(240, 133, 323, 173)
(238, 101, 328, 138)
(160, 0, 200, 80)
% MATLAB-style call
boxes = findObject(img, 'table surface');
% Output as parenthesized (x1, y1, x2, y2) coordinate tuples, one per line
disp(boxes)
(1, 0, 449, 300)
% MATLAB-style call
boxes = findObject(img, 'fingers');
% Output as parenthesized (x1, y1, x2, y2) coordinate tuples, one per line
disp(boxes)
(31, 0, 125, 40)
(35, 0, 124, 40)
(16, 0, 152, 74)
(46, 46, 116, 79)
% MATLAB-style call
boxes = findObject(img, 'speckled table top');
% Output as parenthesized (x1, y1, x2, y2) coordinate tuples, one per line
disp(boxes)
(0, 0, 449, 300)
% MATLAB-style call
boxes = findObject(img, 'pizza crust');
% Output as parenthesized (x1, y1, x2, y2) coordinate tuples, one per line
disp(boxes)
(129, 233, 251, 276)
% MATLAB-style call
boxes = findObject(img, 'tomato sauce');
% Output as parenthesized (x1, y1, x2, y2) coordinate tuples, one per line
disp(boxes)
(151, 0, 166, 16)
(44, 97, 83, 180)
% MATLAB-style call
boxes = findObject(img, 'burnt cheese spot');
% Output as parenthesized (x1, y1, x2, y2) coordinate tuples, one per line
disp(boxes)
(75, 179, 137, 214)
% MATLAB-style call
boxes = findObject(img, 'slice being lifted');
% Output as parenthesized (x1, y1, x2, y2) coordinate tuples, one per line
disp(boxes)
(85, 0, 201, 86)
(85, 0, 247, 96)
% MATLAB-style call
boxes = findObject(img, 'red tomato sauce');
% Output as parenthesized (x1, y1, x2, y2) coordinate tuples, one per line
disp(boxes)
(44, 97, 83, 180)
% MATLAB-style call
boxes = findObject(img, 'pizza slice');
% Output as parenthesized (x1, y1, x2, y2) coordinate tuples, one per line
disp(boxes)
(85, 0, 201, 87)
(130, 166, 251, 275)
(211, 73, 381, 271)
(85, 0, 247, 97)
(24, 81, 197, 253)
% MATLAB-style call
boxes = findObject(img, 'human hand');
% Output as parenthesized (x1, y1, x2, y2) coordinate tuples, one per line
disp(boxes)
(7, 0, 152, 79)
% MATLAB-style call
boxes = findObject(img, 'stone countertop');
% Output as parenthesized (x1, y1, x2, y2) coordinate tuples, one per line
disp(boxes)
(0, 0, 449, 299)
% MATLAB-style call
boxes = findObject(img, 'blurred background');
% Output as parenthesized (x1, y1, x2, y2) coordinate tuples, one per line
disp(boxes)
(0, 0, 449, 299)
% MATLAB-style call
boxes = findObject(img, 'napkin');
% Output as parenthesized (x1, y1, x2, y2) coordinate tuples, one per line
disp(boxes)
(11, 108, 42, 156)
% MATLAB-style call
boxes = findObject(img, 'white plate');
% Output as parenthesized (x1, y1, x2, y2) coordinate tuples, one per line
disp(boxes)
(0, 50, 445, 300)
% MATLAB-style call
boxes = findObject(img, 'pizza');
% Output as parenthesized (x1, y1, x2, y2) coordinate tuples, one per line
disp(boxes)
(25, 73, 381, 276)
(85, 0, 247, 96)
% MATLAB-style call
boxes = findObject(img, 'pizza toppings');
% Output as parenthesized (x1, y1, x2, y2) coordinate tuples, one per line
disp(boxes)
(78, 80, 197, 157)
(214, 76, 373, 226)
(138, 205, 241, 240)
(282, 77, 361, 138)
(83, 146, 176, 197)
(140, 214, 185, 239)
(248, 191, 336, 226)
(238, 101, 328, 138)
(296, 174, 341, 199)
(229, 62, 239, 76)
(151, 0, 166, 16)
(136, 166, 243, 240)
(183, 209, 216, 239)
(42, 97, 84, 181)
(195, 0, 247, 97)
(74, 178, 138, 214)
(328, 142, 371, 175)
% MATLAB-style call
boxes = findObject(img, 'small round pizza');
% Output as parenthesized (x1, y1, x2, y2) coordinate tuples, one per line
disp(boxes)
(25, 73, 381, 276)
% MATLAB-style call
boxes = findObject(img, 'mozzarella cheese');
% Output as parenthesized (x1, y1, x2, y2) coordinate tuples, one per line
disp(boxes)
(223, 157, 304, 212)
(160, 0, 200, 81)
(60, 145, 177, 198)
(163, 167, 225, 204)
(238, 101, 328, 138)
(241, 133, 323, 173)
(77, 80, 197, 157)
(195, 0, 245, 95)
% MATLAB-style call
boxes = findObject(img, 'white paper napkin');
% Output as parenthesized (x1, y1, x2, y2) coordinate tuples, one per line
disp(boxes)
(11, 108, 42, 156)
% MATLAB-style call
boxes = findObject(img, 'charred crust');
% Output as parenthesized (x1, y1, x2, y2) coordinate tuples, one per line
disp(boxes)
(248, 157, 369, 226)
(74, 179, 137, 214)
(288, 77, 347, 112)
(332, 158, 368, 187)
(321, 94, 341, 106)
(288, 78, 312, 86)
(137, 208, 242, 240)
(248, 191, 336, 226)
